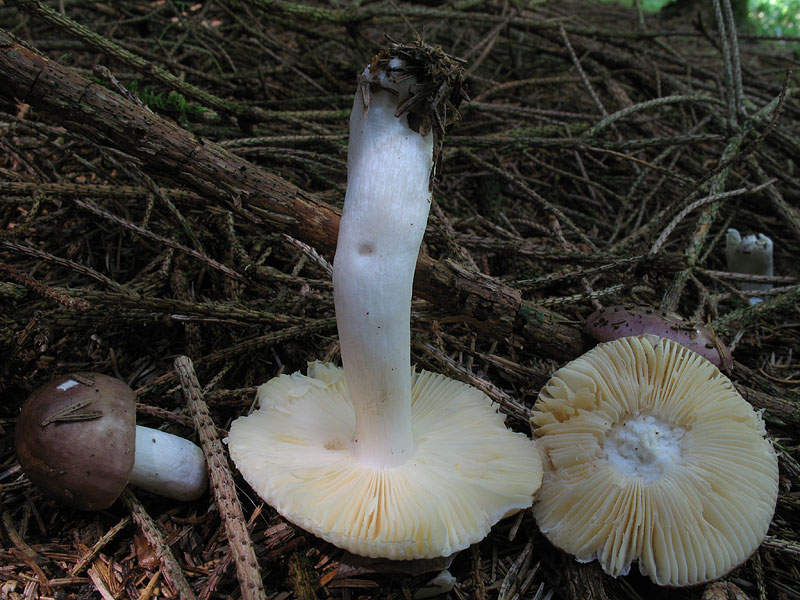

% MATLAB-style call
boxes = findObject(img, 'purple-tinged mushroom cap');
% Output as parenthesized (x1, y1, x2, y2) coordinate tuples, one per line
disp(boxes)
(586, 305, 732, 370)
(16, 373, 208, 510)
(15, 373, 136, 510)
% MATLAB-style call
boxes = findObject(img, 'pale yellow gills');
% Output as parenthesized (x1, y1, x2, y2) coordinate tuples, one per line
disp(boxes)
(531, 335, 778, 587)
(228, 362, 543, 559)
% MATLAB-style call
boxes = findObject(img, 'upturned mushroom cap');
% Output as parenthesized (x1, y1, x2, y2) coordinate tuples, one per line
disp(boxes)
(15, 373, 136, 510)
(228, 362, 543, 560)
(586, 304, 732, 370)
(531, 335, 778, 587)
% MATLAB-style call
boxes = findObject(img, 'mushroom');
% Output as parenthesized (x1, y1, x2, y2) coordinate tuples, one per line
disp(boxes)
(585, 304, 731, 370)
(725, 228, 774, 304)
(530, 335, 778, 587)
(227, 43, 542, 560)
(15, 372, 207, 511)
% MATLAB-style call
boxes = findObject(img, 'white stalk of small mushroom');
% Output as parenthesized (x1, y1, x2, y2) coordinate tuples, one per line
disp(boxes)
(129, 425, 208, 500)
(725, 228, 774, 305)
(332, 58, 433, 468)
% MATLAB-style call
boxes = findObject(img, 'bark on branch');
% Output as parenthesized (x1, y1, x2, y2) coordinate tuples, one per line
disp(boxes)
(0, 28, 585, 362)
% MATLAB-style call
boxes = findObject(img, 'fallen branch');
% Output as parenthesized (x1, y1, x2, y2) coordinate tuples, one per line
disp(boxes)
(0, 28, 585, 361)
(175, 356, 266, 600)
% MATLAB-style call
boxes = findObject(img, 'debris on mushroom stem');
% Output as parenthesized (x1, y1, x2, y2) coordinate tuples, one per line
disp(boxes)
(725, 228, 774, 304)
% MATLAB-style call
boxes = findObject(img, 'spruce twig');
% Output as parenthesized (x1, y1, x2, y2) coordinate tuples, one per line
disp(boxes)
(174, 356, 267, 600)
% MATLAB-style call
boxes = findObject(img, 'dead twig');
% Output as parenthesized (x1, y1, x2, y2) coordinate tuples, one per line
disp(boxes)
(174, 355, 267, 600)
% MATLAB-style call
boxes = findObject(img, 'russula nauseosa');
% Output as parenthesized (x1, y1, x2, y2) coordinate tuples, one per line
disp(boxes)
(16, 372, 207, 510)
(531, 335, 778, 587)
(227, 43, 543, 560)
(725, 228, 774, 304)
(586, 304, 732, 370)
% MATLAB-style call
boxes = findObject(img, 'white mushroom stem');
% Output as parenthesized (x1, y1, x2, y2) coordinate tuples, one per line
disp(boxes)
(129, 425, 207, 501)
(333, 59, 434, 468)
(725, 228, 774, 304)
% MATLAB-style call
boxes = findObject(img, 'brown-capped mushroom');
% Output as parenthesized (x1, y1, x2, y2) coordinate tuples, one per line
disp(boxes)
(15, 372, 207, 510)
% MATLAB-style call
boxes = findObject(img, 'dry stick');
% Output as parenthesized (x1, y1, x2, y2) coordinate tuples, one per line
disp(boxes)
(497, 539, 532, 600)
(241, 0, 700, 41)
(174, 356, 266, 600)
(416, 341, 529, 422)
(762, 536, 800, 557)
(561, 558, 609, 600)
(120, 489, 197, 600)
(698, 269, 796, 285)
(139, 571, 162, 600)
(4, 0, 240, 120)
(0, 260, 90, 310)
(514, 253, 683, 290)
(0, 181, 204, 203)
(658, 70, 790, 308)
(463, 5, 519, 76)
(137, 319, 336, 399)
(582, 95, 720, 139)
(660, 0, 741, 311)
(198, 506, 264, 600)
(0, 282, 305, 326)
(73, 199, 248, 284)
(3, 240, 131, 294)
(461, 149, 596, 251)
(658, 4, 792, 311)
(1, 508, 45, 566)
(747, 156, 800, 243)
(0, 29, 584, 362)
(649, 179, 776, 255)
(559, 25, 609, 123)
(713, 284, 800, 336)
(719, 0, 747, 123)
(658, 139, 739, 311)
(133, 170, 208, 256)
(712, 0, 738, 130)
(70, 516, 132, 576)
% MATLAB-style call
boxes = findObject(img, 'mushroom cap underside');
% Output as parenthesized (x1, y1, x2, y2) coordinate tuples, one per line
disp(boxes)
(531, 335, 778, 587)
(15, 373, 137, 510)
(227, 362, 543, 560)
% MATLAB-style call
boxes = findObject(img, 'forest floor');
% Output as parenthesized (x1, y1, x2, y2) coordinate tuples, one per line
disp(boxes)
(0, 1, 799, 599)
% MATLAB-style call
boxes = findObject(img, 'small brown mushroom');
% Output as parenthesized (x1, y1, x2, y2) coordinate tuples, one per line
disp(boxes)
(15, 373, 207, 510)
(585, 304, 732, 370)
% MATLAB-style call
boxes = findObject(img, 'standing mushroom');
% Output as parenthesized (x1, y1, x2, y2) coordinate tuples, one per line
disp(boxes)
(16, 372, 207, 511)
(530, 335, 778, 587)
(227, 42, 543, 560)
(725, 228, 774, 304)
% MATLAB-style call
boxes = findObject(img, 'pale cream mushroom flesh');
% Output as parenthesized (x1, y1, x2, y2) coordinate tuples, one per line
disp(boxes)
(227, 44, 543, 561)
(531, 335, 778, 587)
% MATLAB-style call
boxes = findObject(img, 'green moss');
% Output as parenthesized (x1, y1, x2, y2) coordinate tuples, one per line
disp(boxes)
(127, 79, 208, 125)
